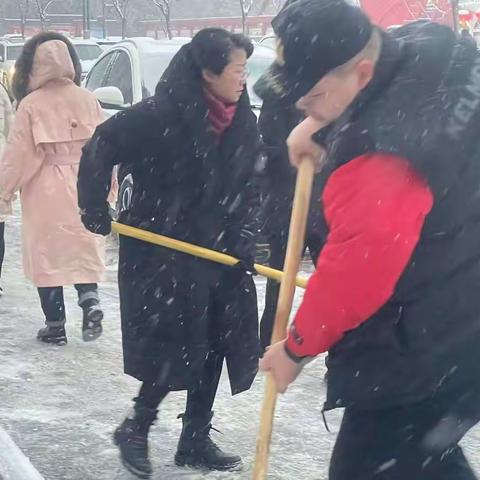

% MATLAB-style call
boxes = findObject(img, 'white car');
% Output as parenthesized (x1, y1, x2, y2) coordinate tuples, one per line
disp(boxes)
(84, 37, 275, 214)
(91, 37, 122, 52)
(259, 35, 276, 50)
(84, 37, 275, 117)
(0, 38, 25, 93)
(71, 39, 103, 79)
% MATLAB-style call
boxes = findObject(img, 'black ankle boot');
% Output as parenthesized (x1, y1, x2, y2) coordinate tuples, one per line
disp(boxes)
(37, 325, 67, 345)
(113, 403, 157, 479)
(175, 411, 242, 471)
(79, 294, 103, 342)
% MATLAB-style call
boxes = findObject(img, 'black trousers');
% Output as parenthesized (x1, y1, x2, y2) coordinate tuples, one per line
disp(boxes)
(0, 222, 4, 278)
(37, 283, 99, 325)
(136, 348, 224, 417)
(260, 228, 323, 350)
(330, 384, 480, 480)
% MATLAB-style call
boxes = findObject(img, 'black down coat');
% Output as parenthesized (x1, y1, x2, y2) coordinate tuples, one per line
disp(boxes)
(78, 44, 261, 394)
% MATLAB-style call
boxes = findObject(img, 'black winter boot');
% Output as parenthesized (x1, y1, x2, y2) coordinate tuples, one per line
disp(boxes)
(37, 325, 67, 345)
(113, 403, 158, 479)
(175, 412, 242, 471)
(78, 291, 103, 342)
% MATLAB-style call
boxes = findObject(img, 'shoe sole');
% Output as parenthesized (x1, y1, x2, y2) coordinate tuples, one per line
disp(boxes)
(82, 310, 104, 342)
(113, 431, 152, 479)
(37, 336, 67, 346)
(174, 453, 243, 472)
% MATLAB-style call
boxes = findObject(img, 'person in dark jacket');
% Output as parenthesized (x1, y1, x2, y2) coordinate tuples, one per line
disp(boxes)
(259, 1, 480, 479)
(258, 97, 326, 351)
(460, 28, 478, 50)
(257, 0, 328, 351)
(78, 29, 261, 478)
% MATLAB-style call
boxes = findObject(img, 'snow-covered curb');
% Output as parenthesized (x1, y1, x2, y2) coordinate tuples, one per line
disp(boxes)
(0, 427, 44, 480)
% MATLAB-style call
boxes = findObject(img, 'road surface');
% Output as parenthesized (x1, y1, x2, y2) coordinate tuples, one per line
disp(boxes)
(1, 206, 479, 479)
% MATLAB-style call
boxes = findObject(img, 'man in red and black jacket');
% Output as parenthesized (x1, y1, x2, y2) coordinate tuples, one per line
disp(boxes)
(257, 1, 480, 478)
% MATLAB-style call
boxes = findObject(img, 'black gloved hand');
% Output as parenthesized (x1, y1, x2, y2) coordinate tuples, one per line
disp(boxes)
(230, 228, 257, 276)
(234, 258, 257, 276)
(81, 209, 112, 236)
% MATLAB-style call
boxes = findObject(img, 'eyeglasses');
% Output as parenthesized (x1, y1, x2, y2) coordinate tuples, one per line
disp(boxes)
(229, 67, 250, 81)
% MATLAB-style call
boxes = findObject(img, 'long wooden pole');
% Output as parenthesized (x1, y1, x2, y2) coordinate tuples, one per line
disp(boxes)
(111, 221, 309, 289)
(253, 156, 316, 479)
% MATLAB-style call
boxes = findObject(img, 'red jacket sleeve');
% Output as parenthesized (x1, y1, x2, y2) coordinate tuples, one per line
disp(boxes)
(286, 154, 434, 358)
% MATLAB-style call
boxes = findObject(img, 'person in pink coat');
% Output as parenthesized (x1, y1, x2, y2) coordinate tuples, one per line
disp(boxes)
(0, 32, 107, 345)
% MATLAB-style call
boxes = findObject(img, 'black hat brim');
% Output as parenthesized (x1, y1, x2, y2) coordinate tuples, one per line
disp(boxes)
(254, 61, 318, 105)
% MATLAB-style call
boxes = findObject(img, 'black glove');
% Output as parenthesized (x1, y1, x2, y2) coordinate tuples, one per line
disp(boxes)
(81, 209, 112, 236)
(231, 228, 257, 276)
(233, 258, 257, 276)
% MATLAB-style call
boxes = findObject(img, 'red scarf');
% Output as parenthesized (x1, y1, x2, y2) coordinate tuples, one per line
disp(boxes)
(203, 88, 237, 137)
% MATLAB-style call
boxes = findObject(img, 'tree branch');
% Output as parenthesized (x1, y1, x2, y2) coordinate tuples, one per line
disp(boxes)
(111, 0, 126, 19)
(244, 0, 255, 16)
(151, 0, 173, 38)
(257, 0, 270, 15)
(152, 0, 169, 18)
(273, 0, 285, 12)
(18, 0, 30, 16)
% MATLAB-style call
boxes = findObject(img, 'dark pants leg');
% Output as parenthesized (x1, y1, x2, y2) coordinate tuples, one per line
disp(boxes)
(135, 349, 223, 415)
(136, 381, 169, 410)
(260, 229, 323, 350)
(37, 284, 100, 327)
(260, 229, 288, 351)
(306, 233, 323, 265)
(75, 283, 99, 308)
(329, 385, 480, 480)
(37, 286, 66, 326)
(186, 350, 224, 417)
(0, 222, 5, 278)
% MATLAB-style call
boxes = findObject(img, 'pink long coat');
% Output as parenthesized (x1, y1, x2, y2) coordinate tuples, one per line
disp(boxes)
(0, 40, 107, 288)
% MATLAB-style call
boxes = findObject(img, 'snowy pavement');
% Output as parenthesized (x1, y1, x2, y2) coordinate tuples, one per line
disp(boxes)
(1, 206, 480, 479)
(0, 426, 44, 480)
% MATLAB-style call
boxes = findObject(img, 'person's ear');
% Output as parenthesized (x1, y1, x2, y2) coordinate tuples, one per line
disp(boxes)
(202, 69, 217, 86)
(355, 59, 375, 90)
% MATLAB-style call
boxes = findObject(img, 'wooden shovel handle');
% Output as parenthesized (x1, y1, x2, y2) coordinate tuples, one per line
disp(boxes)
(253, 156, 316, 479)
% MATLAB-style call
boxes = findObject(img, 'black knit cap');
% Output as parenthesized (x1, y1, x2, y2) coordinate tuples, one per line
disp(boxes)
(255, 0, 374, 103)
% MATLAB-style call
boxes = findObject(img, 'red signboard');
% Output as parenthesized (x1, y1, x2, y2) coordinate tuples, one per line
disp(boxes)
(359, 0, 454, 28)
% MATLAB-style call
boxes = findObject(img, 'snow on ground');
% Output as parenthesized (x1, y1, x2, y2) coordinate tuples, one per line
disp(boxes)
(0, 426, 44, 479)
(1, 206, 480, 479)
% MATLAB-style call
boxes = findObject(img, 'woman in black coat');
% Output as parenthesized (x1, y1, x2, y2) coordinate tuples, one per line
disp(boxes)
(78, 29, 261, 478)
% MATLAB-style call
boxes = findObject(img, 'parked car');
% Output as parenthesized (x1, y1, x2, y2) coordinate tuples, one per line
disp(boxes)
(71, 39, 103, 79)
(259, 34, 276, 50)
(93, 37, 122, 51)
(85, 37, 275, 117)
(0, 38, 25, 94)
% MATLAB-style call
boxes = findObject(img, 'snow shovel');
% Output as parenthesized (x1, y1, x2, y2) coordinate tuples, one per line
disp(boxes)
(253, 155, 316, 480)
(111, 222, 309, 289)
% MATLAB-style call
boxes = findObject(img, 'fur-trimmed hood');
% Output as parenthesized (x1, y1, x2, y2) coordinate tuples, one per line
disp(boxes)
(12, 32, 81, 102)
(29, 40, 75, 92)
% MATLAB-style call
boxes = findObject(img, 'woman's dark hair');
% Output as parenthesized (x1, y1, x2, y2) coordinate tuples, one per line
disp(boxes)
(190, 28, 254, 75)
(12, 31, 82, 102)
